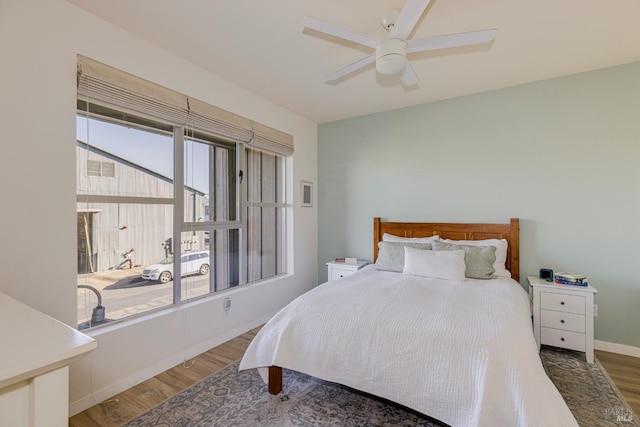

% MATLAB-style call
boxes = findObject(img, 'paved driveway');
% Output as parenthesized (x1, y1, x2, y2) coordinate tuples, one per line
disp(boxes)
(77, 267, 210, 329)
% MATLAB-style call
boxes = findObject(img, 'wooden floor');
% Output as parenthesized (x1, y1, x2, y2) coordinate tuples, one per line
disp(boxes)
(596, 349, 640, 415)
(69, 328, 260, 427)
(70, 333, 640, 426)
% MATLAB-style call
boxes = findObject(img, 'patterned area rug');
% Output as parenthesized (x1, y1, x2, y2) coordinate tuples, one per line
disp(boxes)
(123, 346, 637, 427)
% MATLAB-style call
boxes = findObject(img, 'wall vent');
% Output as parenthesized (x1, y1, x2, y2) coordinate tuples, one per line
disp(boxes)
(86, 160, 115, 177)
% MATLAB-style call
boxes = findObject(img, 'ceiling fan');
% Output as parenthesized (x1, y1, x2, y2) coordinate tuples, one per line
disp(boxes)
(302, 0, 497, 87)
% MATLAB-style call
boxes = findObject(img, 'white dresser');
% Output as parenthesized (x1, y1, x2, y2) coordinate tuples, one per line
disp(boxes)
(527, 275, 597, 363)
(0, 292, 97, 427)
(326, 260, 367, 282)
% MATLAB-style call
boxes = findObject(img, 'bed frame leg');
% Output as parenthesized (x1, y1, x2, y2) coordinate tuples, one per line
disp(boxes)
(268, 366, 282, 395)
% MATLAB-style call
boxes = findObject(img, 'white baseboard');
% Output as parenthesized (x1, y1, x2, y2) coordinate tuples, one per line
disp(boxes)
(68, 313, 274, 416)
(69, 348, 189, 416)
(595, 340, 640, 358)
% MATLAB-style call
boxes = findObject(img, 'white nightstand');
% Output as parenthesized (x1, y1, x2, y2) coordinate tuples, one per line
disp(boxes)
(326, 260, 367, 282)
(527, 275, 597, 363)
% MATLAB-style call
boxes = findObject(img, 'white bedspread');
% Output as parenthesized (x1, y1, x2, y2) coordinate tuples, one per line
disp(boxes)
(239, 265, 578, 427)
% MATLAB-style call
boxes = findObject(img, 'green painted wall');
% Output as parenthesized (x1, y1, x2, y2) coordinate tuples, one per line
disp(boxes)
(318, 61, 640, 348)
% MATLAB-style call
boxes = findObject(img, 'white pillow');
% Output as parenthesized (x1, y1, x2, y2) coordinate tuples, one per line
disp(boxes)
(441, 238, 510, 278)
(402, 246, 466, 281)
(383, 232, 439, 243)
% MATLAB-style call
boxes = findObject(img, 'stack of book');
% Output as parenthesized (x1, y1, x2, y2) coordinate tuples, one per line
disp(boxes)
(333, 257, 358, 264)
(554, 272, 588, 286)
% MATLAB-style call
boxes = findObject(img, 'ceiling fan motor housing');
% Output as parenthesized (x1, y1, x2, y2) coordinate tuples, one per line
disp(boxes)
(376, 38, 407, 75)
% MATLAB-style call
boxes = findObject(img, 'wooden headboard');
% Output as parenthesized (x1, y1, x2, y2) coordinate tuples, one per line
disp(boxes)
(373, 217, 520, 282)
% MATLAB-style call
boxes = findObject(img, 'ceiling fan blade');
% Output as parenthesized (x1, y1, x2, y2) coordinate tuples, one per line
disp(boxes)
(324, 54, 376, 82)
(407, 29, 497, 53)
(303, 16, 378, 49)
(389, 0, 432, 40)
(400, 63, 420, 87)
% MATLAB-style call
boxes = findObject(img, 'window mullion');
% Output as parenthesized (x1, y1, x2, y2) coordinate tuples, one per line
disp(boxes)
(77, 195, 174, 205)
(173, 126, 184, 304)
(239, 145, 248, 286)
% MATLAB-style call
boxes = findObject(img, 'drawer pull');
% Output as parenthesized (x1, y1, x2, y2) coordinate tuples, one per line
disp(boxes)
(560, 319, 565, 323)
(560, 301, 565, 305)
(561, 337, 565, 342)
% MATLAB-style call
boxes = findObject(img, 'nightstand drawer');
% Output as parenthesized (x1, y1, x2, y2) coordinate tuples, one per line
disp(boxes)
(540, 292, 585, 315)
(540, 309, 586, 333)
(330, 268, 355, 281)
(540, 327, 586, 352)
(327, 261, 367, 282)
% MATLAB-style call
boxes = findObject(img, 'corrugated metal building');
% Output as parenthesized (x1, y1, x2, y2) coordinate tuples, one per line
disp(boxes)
(76, 141, 207, 273)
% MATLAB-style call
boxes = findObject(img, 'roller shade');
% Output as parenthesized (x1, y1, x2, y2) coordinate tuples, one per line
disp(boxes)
(77, 55, 293, 156)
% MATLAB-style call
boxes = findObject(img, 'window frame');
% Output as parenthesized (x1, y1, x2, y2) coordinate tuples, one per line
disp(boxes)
(77, 113, 288, 328)
(76, 55, 292, 327)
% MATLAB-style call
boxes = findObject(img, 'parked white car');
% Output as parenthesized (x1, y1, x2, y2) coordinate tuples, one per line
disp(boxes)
(142, 250, 210, 283)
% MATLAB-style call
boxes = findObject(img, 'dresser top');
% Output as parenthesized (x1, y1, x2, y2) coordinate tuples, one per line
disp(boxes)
(0, 292, 97, 389)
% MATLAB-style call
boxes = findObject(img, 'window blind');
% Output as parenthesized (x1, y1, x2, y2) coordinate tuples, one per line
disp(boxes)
(77, 55, 293, 156)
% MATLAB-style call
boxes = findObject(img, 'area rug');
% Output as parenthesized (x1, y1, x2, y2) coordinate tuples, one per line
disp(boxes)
(540, 346, 638, 427)
(123, 347, 638, 427)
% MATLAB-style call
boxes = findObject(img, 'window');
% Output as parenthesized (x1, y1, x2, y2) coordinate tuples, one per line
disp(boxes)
(246, 149, 286, 282)
(76, 56, 292, 329)
(77, 115, 176, 327)
(181, 135, 239, 301)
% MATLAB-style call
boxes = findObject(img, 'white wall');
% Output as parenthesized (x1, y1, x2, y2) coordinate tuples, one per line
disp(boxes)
(0, 0, 317, 413)
(318, 62, 640, 349)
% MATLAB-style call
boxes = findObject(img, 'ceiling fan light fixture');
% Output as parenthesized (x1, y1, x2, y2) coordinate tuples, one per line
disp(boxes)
(375, 38, 407, 75)
(303, 0, 497, 86)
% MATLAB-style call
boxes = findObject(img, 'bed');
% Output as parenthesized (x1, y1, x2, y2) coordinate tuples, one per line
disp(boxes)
(239, 218, 578, 426)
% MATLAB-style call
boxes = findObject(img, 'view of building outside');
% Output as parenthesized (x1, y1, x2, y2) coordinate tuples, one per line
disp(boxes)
(76, 116, 231, 328)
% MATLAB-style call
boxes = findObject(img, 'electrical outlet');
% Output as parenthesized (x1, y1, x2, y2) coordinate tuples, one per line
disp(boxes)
(593, 304, 598, 317)
(223, 297, 231, 312)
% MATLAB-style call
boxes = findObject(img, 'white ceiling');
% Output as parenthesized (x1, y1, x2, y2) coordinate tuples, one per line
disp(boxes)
(68, 0, 640, 124)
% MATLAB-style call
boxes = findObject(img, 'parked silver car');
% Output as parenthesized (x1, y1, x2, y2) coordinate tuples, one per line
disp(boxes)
(142, 250, 210, 283)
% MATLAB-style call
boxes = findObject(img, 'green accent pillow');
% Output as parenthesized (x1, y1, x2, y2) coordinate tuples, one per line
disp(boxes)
(431, 241, 496, 279)
(374, 242, 432, 272)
